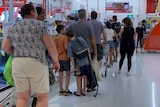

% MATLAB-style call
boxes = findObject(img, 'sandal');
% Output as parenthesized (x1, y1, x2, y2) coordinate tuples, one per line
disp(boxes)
(74, 92, 81, 96)
(81, 92, 86, 96)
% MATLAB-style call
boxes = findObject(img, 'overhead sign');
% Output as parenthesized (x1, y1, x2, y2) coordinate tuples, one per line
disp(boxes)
(0, 0, 26, 7)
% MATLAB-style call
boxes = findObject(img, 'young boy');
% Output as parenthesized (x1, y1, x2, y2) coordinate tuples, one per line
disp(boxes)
(66, 30, 92, 96)
(55, 25, 72, 96)
(136, 22, 145, 53)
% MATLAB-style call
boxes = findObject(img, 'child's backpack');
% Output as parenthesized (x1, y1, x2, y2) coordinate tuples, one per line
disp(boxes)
(71, 37, 88, 59)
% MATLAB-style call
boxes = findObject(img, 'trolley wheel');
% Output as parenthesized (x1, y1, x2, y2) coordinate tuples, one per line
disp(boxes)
(105, 72, 107, 77)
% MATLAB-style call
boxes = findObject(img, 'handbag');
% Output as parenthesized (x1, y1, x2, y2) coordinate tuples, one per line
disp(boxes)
(3, 54, 15, 86)
(91, 57, 102, 81)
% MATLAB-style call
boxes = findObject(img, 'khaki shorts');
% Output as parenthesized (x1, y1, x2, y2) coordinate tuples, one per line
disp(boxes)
(12, 58, 49, 93)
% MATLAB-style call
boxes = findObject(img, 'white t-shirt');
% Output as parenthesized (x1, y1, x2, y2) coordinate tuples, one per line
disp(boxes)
(105, 28, 115, 41)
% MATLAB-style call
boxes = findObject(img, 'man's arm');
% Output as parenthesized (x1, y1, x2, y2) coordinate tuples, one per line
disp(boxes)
(102, 29, 107, 43)
(90, 35, 97, 56)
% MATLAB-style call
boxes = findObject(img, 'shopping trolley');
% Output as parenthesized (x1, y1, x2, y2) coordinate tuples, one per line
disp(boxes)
(101, 43, 109, 77)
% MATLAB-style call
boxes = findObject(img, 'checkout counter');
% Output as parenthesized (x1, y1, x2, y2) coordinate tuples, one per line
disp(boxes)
(0, 38, 15, 107)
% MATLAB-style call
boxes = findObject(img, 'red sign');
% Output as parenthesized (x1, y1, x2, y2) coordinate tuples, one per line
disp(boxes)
(0, 0, 26, 7)
(42, 0, 46, 10)
(42, 0, 46, 19)
(147, 0, 157, 13)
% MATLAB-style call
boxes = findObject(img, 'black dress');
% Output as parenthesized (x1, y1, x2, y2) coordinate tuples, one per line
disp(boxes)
(120, 27, 135, 56)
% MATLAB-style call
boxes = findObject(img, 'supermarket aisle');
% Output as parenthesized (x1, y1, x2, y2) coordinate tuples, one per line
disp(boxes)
(48, 52, 160, 107)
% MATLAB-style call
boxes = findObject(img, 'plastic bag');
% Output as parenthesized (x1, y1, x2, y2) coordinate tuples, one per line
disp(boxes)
(3, 54, 15, 86)
(91, 57, 102, 81)
(102, 43, 109, 55)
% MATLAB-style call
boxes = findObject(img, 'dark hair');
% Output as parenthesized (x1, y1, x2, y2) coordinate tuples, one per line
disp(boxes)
(66, 30, 74, 38)
(36, 7, 44, 15)
(56, 25, 64, 34)
(105, 21, 112, 29)
(67, 15, 73, 20)
(112, 15, 117, 21)
(20, 3, 35, 18)
(91, 11, 97, 19)
(122, 17, 133, 27)
(78, 9, 86, 19)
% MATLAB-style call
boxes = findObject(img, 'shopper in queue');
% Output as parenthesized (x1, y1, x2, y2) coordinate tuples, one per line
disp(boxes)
(1, 3, 60, 107)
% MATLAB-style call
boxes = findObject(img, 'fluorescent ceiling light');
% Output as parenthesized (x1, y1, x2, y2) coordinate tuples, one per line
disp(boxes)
(76, 0, 81, 2)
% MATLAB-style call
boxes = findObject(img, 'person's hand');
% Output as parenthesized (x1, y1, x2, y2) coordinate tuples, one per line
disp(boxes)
(53, 62, 60, 72)
(89, 59, 93, 64)
(103, 41, 108, 44)
(74, 66, 79, 71)
(93, 51, 97, 58)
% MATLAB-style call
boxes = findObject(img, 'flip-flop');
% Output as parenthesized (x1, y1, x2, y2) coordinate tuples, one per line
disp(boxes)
(74, 92, 81, 96)
(81, 93, 86, 96)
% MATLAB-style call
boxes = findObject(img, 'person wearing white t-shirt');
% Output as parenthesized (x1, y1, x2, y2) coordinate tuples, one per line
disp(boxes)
(104, 21, 115, 67)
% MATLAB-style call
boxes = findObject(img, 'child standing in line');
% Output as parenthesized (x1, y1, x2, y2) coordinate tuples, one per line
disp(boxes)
(66, 30, 92, 96)
(55, 25, 72, 96)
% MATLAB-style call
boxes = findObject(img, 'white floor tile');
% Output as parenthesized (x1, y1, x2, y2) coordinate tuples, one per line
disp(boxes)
(48, 52, 160, 107)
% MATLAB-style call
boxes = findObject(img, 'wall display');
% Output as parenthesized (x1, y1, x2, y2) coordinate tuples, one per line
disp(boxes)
(50, 6, 65, 13)
(114, 6, 133, 13)
(63, 0, 72, 10)
(105, 2, 133, 13)
(0, 0, 26, 7)
(146, 16, 160, 29)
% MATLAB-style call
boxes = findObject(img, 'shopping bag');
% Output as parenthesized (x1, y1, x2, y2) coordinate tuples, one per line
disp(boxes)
(3, 54, 15, 86)
(102, 43, 109, 55)
(91, 57, 102, 81)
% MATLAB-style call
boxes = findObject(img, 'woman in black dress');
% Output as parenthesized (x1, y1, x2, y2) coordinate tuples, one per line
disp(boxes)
(118, 17, 135, 76)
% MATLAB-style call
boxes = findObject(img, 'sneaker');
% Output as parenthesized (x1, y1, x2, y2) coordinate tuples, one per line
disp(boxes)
(118, 70, 121, 74)
(59, 90, 64, 96)
(63, 90, 72, 96)
(127, 72, 131, 76)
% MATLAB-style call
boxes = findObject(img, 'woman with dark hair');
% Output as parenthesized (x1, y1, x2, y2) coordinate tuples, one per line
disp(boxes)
(36, 7, 45, 21)
(118, 17, 135, 76)
(1, 3, 60, 107)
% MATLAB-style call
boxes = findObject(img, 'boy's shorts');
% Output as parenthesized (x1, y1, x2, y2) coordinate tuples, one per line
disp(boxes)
(77, 64, 89, 76)
(12, 58, 49, 93)
(59, 60, 70, 72)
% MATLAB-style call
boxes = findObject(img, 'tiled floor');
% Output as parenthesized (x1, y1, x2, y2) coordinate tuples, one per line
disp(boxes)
(48, 51, 160, 107)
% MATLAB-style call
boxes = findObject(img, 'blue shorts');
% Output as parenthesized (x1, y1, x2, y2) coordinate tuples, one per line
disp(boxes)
(108, 41, 115, 49)
(76, 65, 89, 76)
(59, 60, 70, 72)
